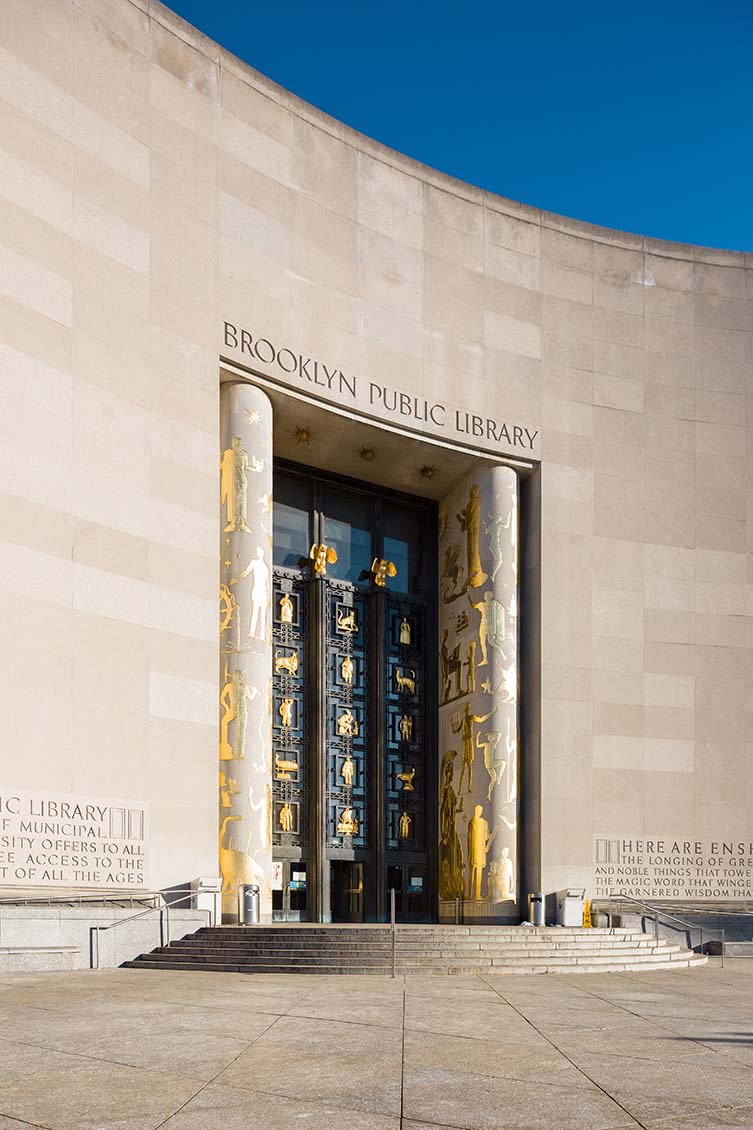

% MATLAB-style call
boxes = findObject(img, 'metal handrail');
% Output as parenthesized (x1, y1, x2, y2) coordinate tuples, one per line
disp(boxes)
(607, 892, 727, 966)
(90, 888, 213, 969)
(390, 888, 396, 978)
(0, 892, 160, 908)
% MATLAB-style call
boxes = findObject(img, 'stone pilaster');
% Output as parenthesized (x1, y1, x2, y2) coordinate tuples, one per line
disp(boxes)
(438, 465, 519, 921)
(219, 383, 274, 921)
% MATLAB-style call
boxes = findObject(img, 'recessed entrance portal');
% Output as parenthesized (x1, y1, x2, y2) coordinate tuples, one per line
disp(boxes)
(271, 462, 437, 922)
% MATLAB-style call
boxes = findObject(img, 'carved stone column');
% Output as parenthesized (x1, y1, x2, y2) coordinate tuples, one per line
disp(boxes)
(438, 465, 519, 921)
(219, 383, 274, 921)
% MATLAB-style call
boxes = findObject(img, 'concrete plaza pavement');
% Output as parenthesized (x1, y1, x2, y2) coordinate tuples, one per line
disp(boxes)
(0, 963, 751, 1128)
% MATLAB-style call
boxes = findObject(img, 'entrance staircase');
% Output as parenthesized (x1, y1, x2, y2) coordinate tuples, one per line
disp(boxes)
(124, 924, 706, 975)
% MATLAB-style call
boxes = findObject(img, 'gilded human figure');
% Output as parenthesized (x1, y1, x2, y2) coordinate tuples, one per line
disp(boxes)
(439, 751, 464, 900)
(220, 436, 260, 533)
(279, 802, 294, 833)
(341, 755, 355, 786)
(398, 714, 413, 742)
(476, 730, 505, 802)
(230, 547, 270, 641)
(488, 845, 515, 901)
(337, 708, 358, 736)
(440, 630, 462, 703)
(451, 702, 492, 794)
(278, 698, 294, 728)
(465, 639, 476, 694)
(399, 617, 412, 645)
(340, 655, 354, 685)
(399, 811, 412, 839)
(279, 593, 294, 623)
(457, 484, 488, 590)
(219, 669, 258, 761)
(467, 804, 497, 900)
(469, 590, 505, 667)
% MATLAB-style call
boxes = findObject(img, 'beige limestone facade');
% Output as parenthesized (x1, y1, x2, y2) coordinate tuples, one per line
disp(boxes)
(1, 0, 752, 909)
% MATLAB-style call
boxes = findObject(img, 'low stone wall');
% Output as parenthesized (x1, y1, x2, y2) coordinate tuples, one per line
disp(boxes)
(0, 907, 209, 971)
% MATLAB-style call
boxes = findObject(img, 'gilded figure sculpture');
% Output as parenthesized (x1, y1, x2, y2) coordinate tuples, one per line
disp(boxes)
(310, 542, 337, 575)
(399, 811, 412, 839)
(337, 708, 358, 737)
(219, 668, 259, 761)
(340, 655, 354, 684)
(467, 804, 497, 901)
(371, 557, 397, 586)
(476, 730, 505, 802)
(465, 640, 476, 694)
(274, 754, 299, 780)
(398, 714, 413, 742)
(440, 630, 463, 703)
(399, 617, 412, 645)
(340, 755, 355, 786)
(278, 697, 294, 728)
(220, 436, 258, 533)
(457, 483, 488, 590)
(488, 846, 514, 901)
(229, 547, 270, 641)
(451, 702, 492, 794)
(439, 751, 464, 900)
(279, 802, 294, 833)
(469, 590, 506, 667)
(279, 592, 294, 623)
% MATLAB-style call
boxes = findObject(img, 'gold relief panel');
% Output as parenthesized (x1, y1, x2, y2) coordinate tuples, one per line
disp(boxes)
(274, 648, 299, 676)
(371, 557, 397, 587)
(395, 667, 416, 694)
(274, 754, 299, 781)
(340, 755, 355, 786)
(336, 606, 358, 634)
(336, 708, 359, 737)
(310, 542, 337, 575)
(219, 668, 259, 761)
(337, 807, 359, 836)
(396, 767, 415, 791)
(340, 655, 355, 685)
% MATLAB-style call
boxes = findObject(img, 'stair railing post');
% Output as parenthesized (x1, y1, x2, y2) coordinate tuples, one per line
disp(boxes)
(721, 928, 725, 969)
(390, 887, 396, 979)
(454, 896, 459, 925)
(166, 902, 170, 947)
(654, 911, 659, 943)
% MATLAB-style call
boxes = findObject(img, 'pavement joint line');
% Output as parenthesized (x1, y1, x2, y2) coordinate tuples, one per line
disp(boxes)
(0, 1115, 54, 1130)
(479, 975, 650, 1130)
(400, 983, 407, 1127)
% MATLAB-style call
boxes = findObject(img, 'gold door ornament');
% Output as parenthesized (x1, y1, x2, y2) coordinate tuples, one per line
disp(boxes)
(336, 607, 358, 633)
(274, 754, 299, 780)
(399, 812, 412, 839)
(398, 715, 413, 742)
(337, 708, 358, 736)
(310, 542, 337, 575)
(274, 649, 299, 676)
(340, 655, 354, 685)
(396, 767, 415, 791)
(439, 752, 464, 900)
(278, 698, 294, 727)
(395, 667, 416, 694)
(337, 807, 359, 835)
(399, 617, 412, 645)
(279, 802, 294, 832)
(340, 755, 355, 786)
(279, 593, 294, 623)
(371, 557, 397, 587)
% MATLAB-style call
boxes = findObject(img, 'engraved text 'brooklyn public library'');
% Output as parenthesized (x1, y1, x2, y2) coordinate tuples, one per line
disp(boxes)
(223, 322, 539, 456)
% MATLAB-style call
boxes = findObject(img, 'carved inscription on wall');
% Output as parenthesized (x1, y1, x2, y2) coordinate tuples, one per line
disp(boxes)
(594, 836, 753, 900)
(0, 790, 149, 888)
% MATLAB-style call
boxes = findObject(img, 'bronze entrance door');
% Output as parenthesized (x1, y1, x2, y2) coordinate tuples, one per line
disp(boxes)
(270, 462, 437, 923)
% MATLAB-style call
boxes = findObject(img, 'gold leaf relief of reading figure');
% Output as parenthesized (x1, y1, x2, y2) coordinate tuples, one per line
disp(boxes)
(337, 708, 358, 737)
(279, 593, 294, 623)
(340, 655, 354, 685)
(337, 807, 359, 835)
(340, 755, 355, 786)
(457, 483, 488, 590)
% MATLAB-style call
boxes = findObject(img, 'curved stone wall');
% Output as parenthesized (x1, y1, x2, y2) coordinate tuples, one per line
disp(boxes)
(0, 0, 751, 900)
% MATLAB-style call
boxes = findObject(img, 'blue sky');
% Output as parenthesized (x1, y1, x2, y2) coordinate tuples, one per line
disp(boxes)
(164, 1, 753, 251)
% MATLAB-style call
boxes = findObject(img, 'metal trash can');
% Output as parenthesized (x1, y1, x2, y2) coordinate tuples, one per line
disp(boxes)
(240, 883, 260, 925)
(528, 891, 545, 926)
(556, 888, 586, 926)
